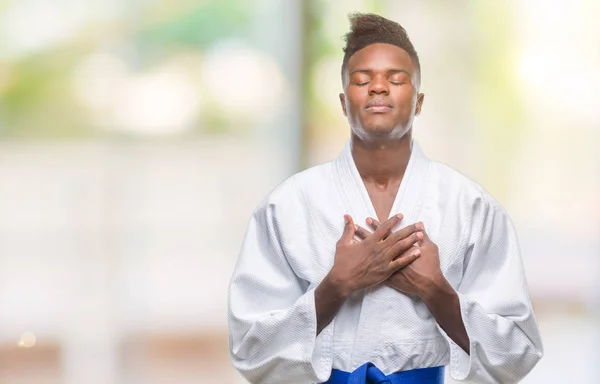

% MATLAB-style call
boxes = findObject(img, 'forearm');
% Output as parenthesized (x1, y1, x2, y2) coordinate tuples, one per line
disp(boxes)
(315, 272, 350, 335)
(422, 276, 470, 354)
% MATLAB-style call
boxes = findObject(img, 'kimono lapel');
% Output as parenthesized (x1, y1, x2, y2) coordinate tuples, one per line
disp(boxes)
(333, 139, 431, 227)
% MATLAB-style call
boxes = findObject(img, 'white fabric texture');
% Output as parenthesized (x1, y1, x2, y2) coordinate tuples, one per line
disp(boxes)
(228, 140, 543, 384)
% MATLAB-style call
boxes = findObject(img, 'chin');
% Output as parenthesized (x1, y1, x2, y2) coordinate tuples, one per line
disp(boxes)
(364, 123, 406, 137)
(366, 127, 395, 137)
(350, 117, 409, 140)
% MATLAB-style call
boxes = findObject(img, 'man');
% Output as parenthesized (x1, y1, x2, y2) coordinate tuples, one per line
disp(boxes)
(228, 13, 543, 384)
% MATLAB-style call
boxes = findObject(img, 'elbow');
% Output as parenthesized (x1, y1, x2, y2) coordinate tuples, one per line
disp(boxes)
(497, 347, 544, 384)
(533, 340, 544, 362)
(503, 326, 544, 381)
(527, 343, 544, 374)
(230, 354, 262, 384)
(230, 353, 318, 384)
(228, 334, 267, 384)
(520, 348, 543, 378)
(228, 325, 278, 383)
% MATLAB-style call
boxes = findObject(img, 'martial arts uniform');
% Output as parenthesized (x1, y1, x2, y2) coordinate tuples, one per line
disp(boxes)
(228, 140, 543, 383)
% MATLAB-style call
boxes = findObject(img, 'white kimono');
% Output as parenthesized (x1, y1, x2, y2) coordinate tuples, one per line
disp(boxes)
(228, 140, 543, 384)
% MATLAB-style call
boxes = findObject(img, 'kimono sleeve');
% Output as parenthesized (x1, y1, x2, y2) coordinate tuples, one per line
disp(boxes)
(227, 198, 334, 384)
(447, 196, 544, 383)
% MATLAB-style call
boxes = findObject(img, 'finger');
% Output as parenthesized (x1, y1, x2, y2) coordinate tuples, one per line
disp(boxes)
(388, 247, 421, 271)
(339, 214, 356, 244)
(379, 214, 404, 239)
(386, 231, 423, 259)
(368, 213, 404, 231)
(417, 222, 431, 244)
(372, 214, 402, 241)
(384, 222, 421, 248)
(366, 217, 380, 231)
(354, 224, 372, 241)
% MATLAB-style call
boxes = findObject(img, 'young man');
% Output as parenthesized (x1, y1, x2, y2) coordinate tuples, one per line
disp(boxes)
(228, 13, 543, 384)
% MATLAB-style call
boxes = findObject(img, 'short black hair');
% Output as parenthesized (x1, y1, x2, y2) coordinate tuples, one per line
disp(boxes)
(341, 13, 421, 86)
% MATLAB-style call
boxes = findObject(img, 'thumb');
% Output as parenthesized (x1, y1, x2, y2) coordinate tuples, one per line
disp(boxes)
(339, 214, 356, 244)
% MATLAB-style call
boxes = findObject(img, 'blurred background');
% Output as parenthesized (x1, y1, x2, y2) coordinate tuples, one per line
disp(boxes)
(0, 0, 598, 383)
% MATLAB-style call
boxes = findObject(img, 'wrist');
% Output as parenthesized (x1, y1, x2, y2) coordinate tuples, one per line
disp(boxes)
(420, 273, 454, 306)
(323, 268, 353, 300)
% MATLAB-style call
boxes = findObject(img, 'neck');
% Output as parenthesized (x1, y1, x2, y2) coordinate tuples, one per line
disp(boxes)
(350, 133, 412, 185)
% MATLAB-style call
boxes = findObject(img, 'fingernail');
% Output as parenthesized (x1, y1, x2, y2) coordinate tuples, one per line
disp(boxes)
(414, 249, 421, 256)
(416, 232, 423, 239)
(344, 215, 349, 224)
(396, 213, 403, 219)
(366, 218, 372, 224)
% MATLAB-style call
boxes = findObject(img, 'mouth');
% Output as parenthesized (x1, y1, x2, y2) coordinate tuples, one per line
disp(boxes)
(365, 100, 393, 113)
(365, 105, 393, 113)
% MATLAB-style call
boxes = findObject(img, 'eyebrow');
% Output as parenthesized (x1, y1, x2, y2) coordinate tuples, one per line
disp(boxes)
(349, 68, 412, 77)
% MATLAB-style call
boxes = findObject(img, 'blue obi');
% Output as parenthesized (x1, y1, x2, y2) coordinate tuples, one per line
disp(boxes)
(322, 362, 444, 384)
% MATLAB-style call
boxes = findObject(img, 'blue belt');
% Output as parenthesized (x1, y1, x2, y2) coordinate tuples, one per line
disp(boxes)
(322, 363, 444, 384)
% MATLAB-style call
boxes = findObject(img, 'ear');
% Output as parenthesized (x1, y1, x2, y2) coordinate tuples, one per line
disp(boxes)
(415, 93, 425, 116)
(339, 93, 347, 116)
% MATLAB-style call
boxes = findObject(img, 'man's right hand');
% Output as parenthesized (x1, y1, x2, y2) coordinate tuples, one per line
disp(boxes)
(327, 214, 423, 297)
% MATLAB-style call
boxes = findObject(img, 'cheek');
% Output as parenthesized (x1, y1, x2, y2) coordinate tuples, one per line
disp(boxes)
(398, 102, 414, 116)
(346, 91, 365, 112)
(348, 101, 364, 120)
(394, 91, 417, 112)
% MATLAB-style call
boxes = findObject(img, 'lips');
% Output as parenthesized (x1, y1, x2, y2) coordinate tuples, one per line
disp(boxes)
(365, 99, 393, 111)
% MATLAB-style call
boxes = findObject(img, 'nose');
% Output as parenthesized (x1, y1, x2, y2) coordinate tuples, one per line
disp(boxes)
(368, 74, 389, 95)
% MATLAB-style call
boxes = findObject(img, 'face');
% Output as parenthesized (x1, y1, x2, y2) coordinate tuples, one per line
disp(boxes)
(339, 43, 424, 140)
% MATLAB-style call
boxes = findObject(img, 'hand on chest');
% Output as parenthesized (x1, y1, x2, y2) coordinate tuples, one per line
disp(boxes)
(286, 198, 465, 291)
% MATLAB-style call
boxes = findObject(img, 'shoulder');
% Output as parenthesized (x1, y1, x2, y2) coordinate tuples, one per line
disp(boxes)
(427, 160, 508, 218)
(425, 162, 518, 257)
(255, 161, 334, 215)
